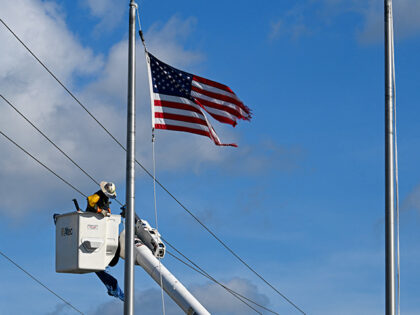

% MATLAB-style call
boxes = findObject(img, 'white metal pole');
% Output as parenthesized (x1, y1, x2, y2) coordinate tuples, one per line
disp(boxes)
(124, 1, 137, 314)
(385, 1, 396, 314)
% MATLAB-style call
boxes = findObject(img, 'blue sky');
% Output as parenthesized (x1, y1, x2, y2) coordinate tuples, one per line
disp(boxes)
(1, 0, 420, 314)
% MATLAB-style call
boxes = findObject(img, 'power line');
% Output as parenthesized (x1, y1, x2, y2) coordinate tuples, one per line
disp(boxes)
(166, 251, 263, 315)
(0, 95, 100, 187)
(0, 18, 125, 154)
(164, 243, 279, 315)
(158, 178, 306, 314)
(163, 238, 280, 315)
(0, 250, 84, 315)
(0, 94, 125, 207)
(0, 18, 306, 314)
(0, 129, 86, 198)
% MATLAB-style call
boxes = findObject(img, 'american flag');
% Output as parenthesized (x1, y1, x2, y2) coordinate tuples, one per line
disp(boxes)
(146, 52, 251, 147)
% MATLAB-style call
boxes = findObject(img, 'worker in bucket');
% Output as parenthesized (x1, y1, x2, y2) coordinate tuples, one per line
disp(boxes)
(85, 181, 124, 301)
(86, 181, 116, 216)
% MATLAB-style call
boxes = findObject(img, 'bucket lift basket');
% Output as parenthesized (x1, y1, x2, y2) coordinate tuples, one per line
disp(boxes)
(55, 211, 121, 274)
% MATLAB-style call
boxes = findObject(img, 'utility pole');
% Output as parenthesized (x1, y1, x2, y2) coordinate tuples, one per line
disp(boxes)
(384, 1, 395, 315)
(124, 1, 137, 314)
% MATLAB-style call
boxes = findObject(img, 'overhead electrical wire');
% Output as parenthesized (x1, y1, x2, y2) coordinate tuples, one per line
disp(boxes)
(0, 94, 125, 207)
(166, 251, 262, 315)
(0, 17, 306, 314)
(143, 167, 306, 314)
(0, 120, 270, 315)
(163, 238, 280, 315)
(0, 95, 100, 187)
(0, 129, 86, 198)
(0, 18, 125, 154)
(0, 250, 84, 315)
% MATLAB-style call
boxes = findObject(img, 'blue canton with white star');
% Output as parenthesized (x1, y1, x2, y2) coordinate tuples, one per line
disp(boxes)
(149, 53, 193, 99)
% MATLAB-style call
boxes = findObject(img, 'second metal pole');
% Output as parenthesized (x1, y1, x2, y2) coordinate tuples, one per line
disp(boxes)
(385, 1, 396, 315)
(124, 1, 137, 315)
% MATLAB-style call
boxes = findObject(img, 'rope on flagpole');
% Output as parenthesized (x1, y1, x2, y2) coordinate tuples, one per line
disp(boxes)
(136, 6, 147, 52)
(135, 6, 166, 314)
(152, 130, 166, 315)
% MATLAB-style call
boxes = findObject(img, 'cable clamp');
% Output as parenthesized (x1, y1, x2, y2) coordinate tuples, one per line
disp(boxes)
(130, 2, 138, 9)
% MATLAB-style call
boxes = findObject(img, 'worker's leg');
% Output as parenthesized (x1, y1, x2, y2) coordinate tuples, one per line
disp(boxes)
(95, 269, 124, 301)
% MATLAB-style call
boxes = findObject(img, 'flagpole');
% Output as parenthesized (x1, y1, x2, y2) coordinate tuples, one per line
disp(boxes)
(124, 1, 137, 314)
(385, 1, 396, 314)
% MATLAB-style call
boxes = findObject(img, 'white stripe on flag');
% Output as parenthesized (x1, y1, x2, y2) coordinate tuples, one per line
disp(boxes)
(198, 105, 238, 121)
(191, 91, 249, 117)
(153, 93, 202, 110)
(154, 106, 206, 119)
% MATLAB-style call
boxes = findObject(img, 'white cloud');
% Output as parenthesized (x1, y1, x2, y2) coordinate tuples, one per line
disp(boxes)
(0, 0, 103, 80)
(190, 278, 270, 314)
(269, 4, 313, 41)
(402, 184, 420, 213)
(90, 277, 271, 315)
(221, 139, 305, 175)
(268, 20, 283, 41)
(46, 303, 72, 315)
(146, 17, 203, 67)
(82, 0, 125, 33)
(357, 0, 420, 43)
(0, 0, 108, 215)
(269, 0, 420, 44)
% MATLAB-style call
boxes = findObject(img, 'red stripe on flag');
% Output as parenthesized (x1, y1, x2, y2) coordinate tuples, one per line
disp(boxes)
(154, 112, 208, 126)
(154, 124, 237, 147)
(154, 100, 203, 116)
(154, 124, 211, 138)
(193, 75, 234, 94)
(204, 113, 237, 126)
